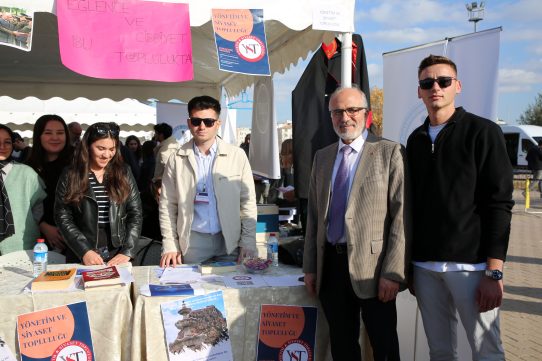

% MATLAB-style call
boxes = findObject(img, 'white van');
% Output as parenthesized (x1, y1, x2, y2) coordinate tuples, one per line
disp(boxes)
(500, 125, 542, 168)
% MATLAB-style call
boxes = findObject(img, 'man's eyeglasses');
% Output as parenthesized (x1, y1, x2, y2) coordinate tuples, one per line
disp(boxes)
(94, 122, 120, 137)
(330, 107, 367, 118)
(189, 117, 218, 127)
(418, 76, 456, 90)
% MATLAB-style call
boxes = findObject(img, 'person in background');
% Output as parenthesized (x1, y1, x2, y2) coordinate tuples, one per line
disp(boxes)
(268, 139, 297, 208)
(407, 54, 513, 360)
(152, 123, 178, 182)
(0, 124, 46, 255)
(240, 133, 250, 157)
(138, 140, 157, 193)
(67, 121, 83, 147)
(159, 95, 257, 267)
(55, 122, 142, 265)
(26, 114, 74, 252)
(526, 139, 542, 196)
(303, 87, 408, 361)
(11, 132, 32, 163)
(126, 135, 143, 166)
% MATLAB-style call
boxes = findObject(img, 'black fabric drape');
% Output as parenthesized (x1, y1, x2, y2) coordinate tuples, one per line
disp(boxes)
(292, 34, 370, 199)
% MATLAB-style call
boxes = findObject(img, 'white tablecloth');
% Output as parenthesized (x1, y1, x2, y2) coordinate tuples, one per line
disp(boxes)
(0, 264, 133, 361)
(130, 265, 333, 361)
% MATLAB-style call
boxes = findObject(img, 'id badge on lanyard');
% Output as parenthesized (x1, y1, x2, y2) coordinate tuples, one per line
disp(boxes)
(195, 191, 210, 204)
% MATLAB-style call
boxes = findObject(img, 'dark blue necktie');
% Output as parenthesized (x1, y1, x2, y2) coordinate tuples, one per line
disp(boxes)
(328, 146, 353, 244)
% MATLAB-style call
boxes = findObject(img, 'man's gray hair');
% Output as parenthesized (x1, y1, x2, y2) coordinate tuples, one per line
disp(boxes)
(328, 86, 368, 110)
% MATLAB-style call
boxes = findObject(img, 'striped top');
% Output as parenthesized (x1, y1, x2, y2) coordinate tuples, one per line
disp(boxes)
(89, 173, 110, 225)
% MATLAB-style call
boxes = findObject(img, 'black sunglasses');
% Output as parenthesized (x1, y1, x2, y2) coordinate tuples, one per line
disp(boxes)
(189, 117, 217, 127)
(419, 76, 456, 90)
(93, 122, 120, 137)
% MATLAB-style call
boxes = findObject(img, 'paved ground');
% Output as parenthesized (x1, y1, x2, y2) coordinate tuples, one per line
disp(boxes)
(500, 189, 542, 360)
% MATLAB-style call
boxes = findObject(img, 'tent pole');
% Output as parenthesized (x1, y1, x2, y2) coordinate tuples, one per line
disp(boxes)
(340, 32, 353, 87)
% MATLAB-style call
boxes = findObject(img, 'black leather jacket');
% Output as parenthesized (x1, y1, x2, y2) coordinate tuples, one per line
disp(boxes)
(55, 166, 142, 261)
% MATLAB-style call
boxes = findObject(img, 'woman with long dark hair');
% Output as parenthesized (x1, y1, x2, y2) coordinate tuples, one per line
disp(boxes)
(125, 135, 142, 165)
(0, 124, 46, 255)
(55, 122, 142, 265)
(26, 114, 74, 252)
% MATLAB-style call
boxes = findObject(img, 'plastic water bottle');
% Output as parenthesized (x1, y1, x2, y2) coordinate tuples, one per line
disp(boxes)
(267, 233, 279, 267)
(33, 238, 48, 278)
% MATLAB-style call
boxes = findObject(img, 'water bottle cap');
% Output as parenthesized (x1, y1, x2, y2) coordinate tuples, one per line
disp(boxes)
(37, 238, 45, 243)
(270, 233, 276, 236)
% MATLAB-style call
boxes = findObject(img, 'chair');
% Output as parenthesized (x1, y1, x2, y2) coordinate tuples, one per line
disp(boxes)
(133, 237, 162, 266)
(0, 250, 66, 267)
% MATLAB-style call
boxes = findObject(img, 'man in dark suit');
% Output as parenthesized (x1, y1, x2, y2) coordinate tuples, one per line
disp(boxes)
(303, 87, 409, 361)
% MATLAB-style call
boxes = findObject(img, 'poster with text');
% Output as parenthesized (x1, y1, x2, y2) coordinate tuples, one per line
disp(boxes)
(0, 6, 33, 51)
(57, 0, 192, 82)
(212, 9, 270, 76)
(17, 301, 94, 361)
(161, 290, 233, 361)
(257, 305, 317, 361)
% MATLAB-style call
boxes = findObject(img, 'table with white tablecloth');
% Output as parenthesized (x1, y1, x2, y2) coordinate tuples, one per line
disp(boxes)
(130, 265, 333, 361)
(0, 265, 133, 361)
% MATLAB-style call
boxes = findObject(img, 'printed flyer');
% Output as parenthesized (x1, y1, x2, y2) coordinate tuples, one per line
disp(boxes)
(0, 6, 33, 51)
(212, 9, 270, 76)
(256, 305, 317, 361)
(17, 301, 94, 361)
(161, 290, 233, 361)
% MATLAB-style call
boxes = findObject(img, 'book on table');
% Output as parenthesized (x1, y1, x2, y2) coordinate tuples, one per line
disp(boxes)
(31, 268, 77, 291)
(81, 266, 123, 289)
(198, 261, 238, 275)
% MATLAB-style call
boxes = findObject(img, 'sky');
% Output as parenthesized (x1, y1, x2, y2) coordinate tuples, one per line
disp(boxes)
(235, 0, 542, 128)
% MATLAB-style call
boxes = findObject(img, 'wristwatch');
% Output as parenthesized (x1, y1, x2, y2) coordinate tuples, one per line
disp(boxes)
(485, 269, 503, 280)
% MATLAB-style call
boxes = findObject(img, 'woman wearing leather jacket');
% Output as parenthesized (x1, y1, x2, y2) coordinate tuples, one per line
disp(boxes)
(55, 122, 142, 266)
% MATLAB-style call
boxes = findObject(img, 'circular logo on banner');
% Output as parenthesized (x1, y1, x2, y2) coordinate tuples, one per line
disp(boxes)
(51, 340, 93, 361)
(279, 339, 313, 361)
(235, 35, 266, 62)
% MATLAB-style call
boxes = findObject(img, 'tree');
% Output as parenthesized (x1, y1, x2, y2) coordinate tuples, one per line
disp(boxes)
(518, 92, 542, 126)
(370, 86, 383, 136)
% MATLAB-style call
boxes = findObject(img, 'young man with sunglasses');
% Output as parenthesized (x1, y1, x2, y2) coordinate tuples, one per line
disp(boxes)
(407, 54, 513, 360)
(159, 95, 257, 267)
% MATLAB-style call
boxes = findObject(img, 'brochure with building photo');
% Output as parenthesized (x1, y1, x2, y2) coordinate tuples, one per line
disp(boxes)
(160, 290, 233, 361)
(256, 304, 317, 361)
(17, 301, 94, 361)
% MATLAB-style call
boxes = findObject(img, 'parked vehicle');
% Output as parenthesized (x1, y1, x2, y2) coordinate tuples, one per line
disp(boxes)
(500, 125, 542, 168)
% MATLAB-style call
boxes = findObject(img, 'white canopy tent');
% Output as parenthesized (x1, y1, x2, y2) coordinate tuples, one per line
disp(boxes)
(0, 0, 354, 102)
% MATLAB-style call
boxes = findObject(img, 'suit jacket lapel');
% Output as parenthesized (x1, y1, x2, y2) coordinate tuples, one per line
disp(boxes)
(321, 143, 339, 223)
(348, 133, 378, 205)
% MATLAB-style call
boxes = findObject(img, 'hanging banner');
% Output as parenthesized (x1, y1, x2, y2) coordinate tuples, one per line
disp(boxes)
(57, 0, 193, 82)
(212, 9, 270, 76)
(0, 7, 33, 51)
(256, 304, 317, 361)
(382, 27, 501, 144)
(17, 301, 94, 361)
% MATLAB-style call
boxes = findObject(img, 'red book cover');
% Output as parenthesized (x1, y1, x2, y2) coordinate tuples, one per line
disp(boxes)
(81, 266, 121, 288)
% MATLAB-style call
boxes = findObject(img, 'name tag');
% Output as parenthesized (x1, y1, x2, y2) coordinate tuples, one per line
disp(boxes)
(194, 192, 210, 204)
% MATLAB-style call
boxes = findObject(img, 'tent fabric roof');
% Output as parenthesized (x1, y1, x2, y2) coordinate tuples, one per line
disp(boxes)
(0, 0, 351, 102)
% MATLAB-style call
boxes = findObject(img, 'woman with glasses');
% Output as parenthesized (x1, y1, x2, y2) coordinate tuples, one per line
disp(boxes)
(0, 124, 47, 255)
(55, 122, 142, 265)
(26, 114, 74, 252)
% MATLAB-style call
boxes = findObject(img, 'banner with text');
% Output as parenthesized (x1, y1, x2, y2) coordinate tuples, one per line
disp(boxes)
(257, 304, 317, 361)
(212, 9, 270, 76)
(57, 0, 193, 82)
(17, 301, 94, 361)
